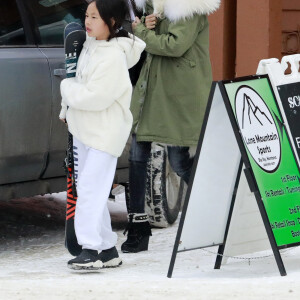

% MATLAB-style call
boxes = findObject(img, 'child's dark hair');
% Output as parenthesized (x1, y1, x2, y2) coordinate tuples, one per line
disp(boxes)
(88, 0, 130, 41)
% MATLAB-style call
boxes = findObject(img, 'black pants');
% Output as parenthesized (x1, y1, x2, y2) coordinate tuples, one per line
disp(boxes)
(129, 134, 194, 213)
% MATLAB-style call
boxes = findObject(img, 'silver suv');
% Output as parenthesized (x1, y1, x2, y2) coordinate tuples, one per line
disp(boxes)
(0, 0, 182, 227)
(0, 0, 129, 201)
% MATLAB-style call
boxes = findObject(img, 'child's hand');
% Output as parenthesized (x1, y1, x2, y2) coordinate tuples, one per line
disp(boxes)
(145, 14, 157, 30)
(60, 118, 67, 124)
(132, 17, 141, 31)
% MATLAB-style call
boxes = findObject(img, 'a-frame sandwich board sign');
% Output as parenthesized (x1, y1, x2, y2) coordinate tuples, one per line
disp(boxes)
(223, 75, 300, 253)
(167, 81, 242, 278)
(168, 75, 300, 278)
(218, 55, 300, 268)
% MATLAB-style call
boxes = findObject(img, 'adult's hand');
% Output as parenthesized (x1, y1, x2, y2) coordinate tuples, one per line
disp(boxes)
(132, 17, 141, 31)
(145, 14, 157, 30)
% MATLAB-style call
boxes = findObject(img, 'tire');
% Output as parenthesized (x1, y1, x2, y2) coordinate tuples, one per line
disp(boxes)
(145, 143, 184, 227)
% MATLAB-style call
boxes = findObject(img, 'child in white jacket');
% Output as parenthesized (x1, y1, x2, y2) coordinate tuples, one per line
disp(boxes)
(59, 0, 145, 270)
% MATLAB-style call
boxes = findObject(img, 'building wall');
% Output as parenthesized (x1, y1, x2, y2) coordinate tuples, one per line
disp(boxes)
(282, 0, 300, 55)
(209, 0, 300, 81)
(235, 0, 282, 77)
(208, 0, 236, 81)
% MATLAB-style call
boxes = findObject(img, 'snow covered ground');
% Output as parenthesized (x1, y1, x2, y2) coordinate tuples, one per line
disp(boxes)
(0, 192, 300, 300)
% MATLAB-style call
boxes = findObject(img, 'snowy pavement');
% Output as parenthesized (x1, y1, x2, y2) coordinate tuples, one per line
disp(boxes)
(0, 193, 300, 299)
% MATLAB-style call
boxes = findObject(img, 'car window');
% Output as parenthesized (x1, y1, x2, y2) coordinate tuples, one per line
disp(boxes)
(28, 0, 86, 47)
(0, 0, 27, 46)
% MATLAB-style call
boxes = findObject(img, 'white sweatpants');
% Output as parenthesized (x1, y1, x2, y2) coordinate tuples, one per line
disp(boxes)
(73, 136, 118, 251)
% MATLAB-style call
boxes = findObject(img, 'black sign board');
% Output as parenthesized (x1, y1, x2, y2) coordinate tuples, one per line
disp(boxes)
(277, 82, 300, 160)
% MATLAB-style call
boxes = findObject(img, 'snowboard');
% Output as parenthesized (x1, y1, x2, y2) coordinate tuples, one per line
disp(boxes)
(64, 22, 86, 256)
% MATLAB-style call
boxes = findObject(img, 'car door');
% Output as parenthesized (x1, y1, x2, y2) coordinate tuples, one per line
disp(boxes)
(0, 0, 52, 185)
(25, 0, 86, 179)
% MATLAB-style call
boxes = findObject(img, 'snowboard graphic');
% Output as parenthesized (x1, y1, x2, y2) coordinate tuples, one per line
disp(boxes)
(64, 23, 86, 256)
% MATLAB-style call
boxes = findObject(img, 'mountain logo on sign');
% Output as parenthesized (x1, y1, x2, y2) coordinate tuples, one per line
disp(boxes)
(235, 86, 281, 172)
(242, 93, 272, 129)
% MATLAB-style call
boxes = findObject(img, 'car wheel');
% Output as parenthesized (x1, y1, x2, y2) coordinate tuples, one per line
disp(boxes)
(145, 143, 183, 227)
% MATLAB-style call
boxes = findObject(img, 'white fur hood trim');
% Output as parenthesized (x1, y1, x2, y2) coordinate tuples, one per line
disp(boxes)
(134, 0, 221, 21)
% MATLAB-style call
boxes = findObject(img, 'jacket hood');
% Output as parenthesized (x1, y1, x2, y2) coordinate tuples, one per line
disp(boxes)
(84, 34, 145, 69)
(135, 0, 221, 22)
(112, 35, 146, 69)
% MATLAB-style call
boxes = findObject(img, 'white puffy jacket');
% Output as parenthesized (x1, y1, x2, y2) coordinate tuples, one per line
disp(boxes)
(59, 34, 145, 157)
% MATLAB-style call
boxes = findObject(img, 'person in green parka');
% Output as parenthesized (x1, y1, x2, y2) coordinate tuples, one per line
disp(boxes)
(121, 0, 220, 253)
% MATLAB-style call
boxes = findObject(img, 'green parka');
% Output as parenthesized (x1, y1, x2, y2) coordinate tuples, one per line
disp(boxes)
(131, 0, 220, 146)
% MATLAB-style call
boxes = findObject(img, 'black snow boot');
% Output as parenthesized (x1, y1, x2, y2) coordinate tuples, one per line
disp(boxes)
(67, 249, 103, 270)
(121, 213, 152, 253)
(98, 246, 122, 268)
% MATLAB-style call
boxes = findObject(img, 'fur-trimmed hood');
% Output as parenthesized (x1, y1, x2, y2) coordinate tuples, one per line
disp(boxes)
(134, 0, 221, 21)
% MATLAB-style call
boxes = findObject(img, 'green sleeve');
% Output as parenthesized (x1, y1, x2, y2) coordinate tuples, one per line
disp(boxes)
(134, 15, 204, 57)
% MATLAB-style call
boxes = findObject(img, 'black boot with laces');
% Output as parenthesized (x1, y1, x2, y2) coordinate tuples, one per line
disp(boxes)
(121, 213, 152, 253)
